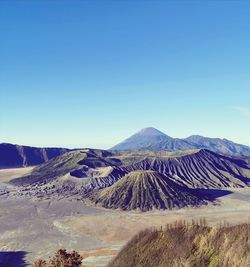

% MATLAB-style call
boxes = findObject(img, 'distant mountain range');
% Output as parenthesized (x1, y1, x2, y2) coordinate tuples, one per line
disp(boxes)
(111, 127, 250, 156)
(1, 128, 250, 169)
(0, 143, 69, 168)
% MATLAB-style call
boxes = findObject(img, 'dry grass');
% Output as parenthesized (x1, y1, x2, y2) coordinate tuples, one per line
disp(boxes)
(32, 221, 250, 267)
(108, 220, 250, 267)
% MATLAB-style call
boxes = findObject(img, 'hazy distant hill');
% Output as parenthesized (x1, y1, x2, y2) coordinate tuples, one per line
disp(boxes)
(0, 143, 69, 168)
(111, 127, 250, 156)
(111, 127, 194, 151)
(185, 135, 250, 156)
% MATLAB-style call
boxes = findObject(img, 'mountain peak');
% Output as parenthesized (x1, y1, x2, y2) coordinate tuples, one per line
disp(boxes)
(110, 127, 172, 151)
(110, 128, 250, 156)
(137, 127, 167, 136)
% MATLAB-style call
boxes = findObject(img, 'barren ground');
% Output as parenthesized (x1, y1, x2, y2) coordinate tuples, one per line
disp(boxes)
(0, 168, 250, 266)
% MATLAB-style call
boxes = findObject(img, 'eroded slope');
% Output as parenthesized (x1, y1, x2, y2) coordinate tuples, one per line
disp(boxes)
(90, 170, 206, 211)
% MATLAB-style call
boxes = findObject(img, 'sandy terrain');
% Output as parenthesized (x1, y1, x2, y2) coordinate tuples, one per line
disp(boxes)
(0, 168, 250, 266)
(0, 167, 34, 182)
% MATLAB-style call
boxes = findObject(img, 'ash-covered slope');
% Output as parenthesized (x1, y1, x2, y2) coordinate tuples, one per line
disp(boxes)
(10, 149, 121, 186)
(126, 149, 250, 189)
(0, 143, 69, 168)
(89, 170, 206, 211)
(111, 127, 250, 157)
(11, 148, 250, 193)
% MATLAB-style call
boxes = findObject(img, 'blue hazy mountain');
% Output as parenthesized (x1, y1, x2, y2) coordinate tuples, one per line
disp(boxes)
(111, 127, 194, 151)
(185, 135, 250, 156)
(111, 127, 250, 156)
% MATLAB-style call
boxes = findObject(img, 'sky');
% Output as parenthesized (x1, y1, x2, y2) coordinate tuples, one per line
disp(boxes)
(0, 1, 250, 149)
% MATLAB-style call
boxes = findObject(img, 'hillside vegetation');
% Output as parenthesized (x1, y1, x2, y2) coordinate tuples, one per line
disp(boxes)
(108, 222, 250, 267)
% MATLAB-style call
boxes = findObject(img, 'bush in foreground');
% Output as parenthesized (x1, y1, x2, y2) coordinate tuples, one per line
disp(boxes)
(33, 249, 83, 267)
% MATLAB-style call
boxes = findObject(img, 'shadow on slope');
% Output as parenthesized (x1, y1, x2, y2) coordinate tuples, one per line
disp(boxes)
(0, 251, 28, 267)
(190, 188, 233, 201)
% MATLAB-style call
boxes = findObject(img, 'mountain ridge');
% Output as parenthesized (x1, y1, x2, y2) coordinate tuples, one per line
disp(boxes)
(0, 143, 70, 168)
(111, 127, 250, 156)
(1, 127, 250, 169)
(11, 148, 250, 193)
(109, 223, 250, 267)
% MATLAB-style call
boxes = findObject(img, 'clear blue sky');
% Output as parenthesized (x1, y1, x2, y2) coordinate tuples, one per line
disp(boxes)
(0, 1, 250, 148)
